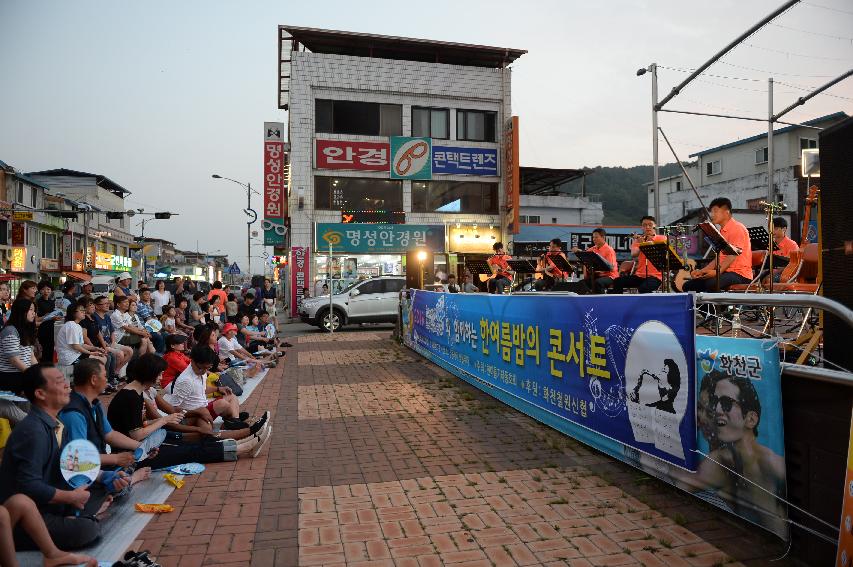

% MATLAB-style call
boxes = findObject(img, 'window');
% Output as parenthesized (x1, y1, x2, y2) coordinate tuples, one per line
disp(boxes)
(551, 217, 557, 224)
(356, 279, 383, 295)
(676, 181, 682, 191)
(755, 147, 768, 164)
(800, 138, 818, 150)
(456, 109, 497, 142)
(41, 232, 57, 259)
(0, 220, 7, 245)
(527, 215, 540, 224)
(314, 176, 403, 210)
(109, 243, 117, 254)
(315, 99, 402, 136)
(30, 187, 38, 208)
(383, 279, 405, 293)
(411, 181, 498, 214)
(518, 215, 527, 223)
(706, 159, 722, 176)
(747, 198, 764, 211)
(27, 226, 39, 247)
(16, 182, 24, 204)
(412, 107, 449, 139)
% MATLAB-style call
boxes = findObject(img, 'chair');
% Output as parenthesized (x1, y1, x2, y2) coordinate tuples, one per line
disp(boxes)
(619, 261, 635, 277)
(727, 251, 768, 292)
(773, 243, 819, 294)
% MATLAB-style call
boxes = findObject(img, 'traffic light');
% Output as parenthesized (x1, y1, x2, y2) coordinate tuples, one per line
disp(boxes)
(106, 212, 124, 220)
(154, 212, 172, 219)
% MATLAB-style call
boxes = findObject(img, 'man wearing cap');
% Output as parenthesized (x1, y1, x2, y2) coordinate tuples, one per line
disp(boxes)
(112, 273, 137, 303)
(78, 282, 94, 302)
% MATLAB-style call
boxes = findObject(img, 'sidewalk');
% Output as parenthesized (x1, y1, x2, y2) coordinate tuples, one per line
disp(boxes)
(133, 329, 794, 566)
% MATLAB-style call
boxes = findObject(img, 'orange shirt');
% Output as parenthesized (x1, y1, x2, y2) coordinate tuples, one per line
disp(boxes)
(587, 243, 619, 279)
(632, 234, 668, 280)
(543, 252, 567, 279)
(719, 218, 752, 280)
(487, 254, 512, 279)
(208, 289, 228, 309)
(774, 236, 798, 258)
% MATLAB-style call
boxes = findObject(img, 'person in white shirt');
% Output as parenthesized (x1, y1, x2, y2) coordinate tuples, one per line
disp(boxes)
(150, 280, 172, 316)
(164, 344, 248, 430)
(110, 296, 155, 354)
(217, 323, 265, 376)
(56, 304, 106, 367)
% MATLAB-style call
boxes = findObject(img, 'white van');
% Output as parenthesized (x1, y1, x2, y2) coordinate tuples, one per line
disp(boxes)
(90, 276, 115, 299)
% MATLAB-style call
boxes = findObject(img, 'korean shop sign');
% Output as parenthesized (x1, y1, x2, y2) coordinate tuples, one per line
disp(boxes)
(390, 137, 431, 180)
(315, 223, 445, 254)
(432, 146, 498, 176)
(315, 140, 389, 172)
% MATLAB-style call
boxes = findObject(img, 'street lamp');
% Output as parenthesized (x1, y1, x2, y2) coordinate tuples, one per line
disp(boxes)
(416, 249, 427, 289)
(637, 63, 660, 222)
(138, 213, 177, 282)
(212, 174, 260, 276)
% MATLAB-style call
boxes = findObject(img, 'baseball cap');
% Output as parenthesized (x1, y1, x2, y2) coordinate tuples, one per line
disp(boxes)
(222, 323, 238, 334)
(118, 272, 132, 281)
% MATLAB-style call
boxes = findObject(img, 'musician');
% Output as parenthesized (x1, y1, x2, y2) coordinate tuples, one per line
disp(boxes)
(764, 216, 799, 284)
(571, 228, 618, 294)
(683, 197, 752, 292)
(486, 242, 514, 294)
(612, 216, 667, 294)
(534, 238, 569, 291)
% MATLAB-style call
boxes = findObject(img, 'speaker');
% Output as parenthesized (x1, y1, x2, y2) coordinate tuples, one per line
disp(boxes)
(819, 116, 853, 370)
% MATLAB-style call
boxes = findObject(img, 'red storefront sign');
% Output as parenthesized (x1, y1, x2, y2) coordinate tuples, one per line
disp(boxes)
(11, 222, 25, 246)
(315, 140, 390, 171)
(291, 246, 309, 317)
(263, 122, 286, 220)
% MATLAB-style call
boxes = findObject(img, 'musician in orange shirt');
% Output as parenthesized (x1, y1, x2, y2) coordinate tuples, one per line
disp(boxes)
(572, 228, 618, 294)
(534, 238, 569, 291)
(612, 216, 668, 294)
(767, 216, 799, 283)
(683, 198, 752, 292)
(486, 242, 514, 294)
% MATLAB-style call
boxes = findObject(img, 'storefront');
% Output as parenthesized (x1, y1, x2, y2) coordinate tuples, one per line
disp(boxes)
(311, 222, 445, 294)
(91, 251, 133, 279)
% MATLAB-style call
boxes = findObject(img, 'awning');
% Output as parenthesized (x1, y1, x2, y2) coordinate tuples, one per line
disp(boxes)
(64, 271, 92, 282)
(0, 274, 20, 282)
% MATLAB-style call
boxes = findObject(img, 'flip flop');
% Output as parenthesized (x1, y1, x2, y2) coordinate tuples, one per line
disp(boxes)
(154, 463, 206, 475)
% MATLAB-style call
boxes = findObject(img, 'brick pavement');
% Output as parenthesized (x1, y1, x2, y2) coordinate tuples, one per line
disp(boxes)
(133, 330, 795, 566)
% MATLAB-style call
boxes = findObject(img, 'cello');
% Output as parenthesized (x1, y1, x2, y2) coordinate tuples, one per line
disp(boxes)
(778, 185, 819, 283)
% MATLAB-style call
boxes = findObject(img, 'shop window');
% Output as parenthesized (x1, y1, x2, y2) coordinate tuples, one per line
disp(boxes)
(412, 107, 449, 139)
(412, 181, 498, 214)
(456, 109, 496, 142)
(315, 99, 402, 136)
(314, 176, 403, 210)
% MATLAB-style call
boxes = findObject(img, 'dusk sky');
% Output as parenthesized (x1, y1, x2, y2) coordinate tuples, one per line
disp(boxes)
(1, 0, 851, 266)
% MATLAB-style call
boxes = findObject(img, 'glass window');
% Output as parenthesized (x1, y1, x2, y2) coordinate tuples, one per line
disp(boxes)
(0, 220, 7, 245)
(755, 147, 768, 164)
(356, 279, 383, 295)
(383, 279, 405, 293)
(411, 181, 498, 214)
(800, 138, 818, 150)
(30, 187, 38, 207)
(457, 110, 496, 142)
(528, 215, 540, 224)
(16, 182, 24, 204)
(41, 232, 57, 259)
(706, 159, 721, 176)
(315, 99, 401, 136)
(314, 176, 403, 210)
(27, 226, 39, 246)
(412, 107, 449, 139)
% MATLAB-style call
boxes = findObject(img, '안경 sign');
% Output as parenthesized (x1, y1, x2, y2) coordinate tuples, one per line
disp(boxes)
(315, 223, 445, 254)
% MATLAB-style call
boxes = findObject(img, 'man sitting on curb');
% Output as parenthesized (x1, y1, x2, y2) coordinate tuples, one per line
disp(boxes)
(164, 344, 252, 430)
(0, 364, 124, 551)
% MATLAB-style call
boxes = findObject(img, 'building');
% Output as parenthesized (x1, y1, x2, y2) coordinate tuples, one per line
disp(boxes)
(648, 112, 847, 230)
(280, 26, 525, 293)
(518, 167, 602, 226)
(26, 168, 136, 280)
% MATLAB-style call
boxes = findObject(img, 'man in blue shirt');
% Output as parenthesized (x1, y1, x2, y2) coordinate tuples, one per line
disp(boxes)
(137, 288, 165, 354)
(0, 364, 125, 550)
(91, 296, 132, 388)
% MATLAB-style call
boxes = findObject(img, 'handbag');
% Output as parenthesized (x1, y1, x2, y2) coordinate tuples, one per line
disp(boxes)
(215, 370, 243, 397)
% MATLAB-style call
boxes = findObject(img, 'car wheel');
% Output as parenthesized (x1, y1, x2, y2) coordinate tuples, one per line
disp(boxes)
(319, 309, 343, 332)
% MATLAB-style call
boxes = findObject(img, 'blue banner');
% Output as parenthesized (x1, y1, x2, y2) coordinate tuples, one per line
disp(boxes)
(401, 291, 697, 470)
(433, 146, 499, 176)
(316, 223, 445, 254)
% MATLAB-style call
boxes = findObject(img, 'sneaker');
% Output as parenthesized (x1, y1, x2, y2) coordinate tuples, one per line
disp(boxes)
(281, 342, 293, 348)
(238, 411, 250, 422)
(249, 411, 270, 435)
(253, 425, 272, 458)
(222, 418, 250, 431)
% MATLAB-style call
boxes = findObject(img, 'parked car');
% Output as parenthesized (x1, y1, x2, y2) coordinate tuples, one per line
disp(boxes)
(299, 276, 405, 331)
(226, 284, 243, 298)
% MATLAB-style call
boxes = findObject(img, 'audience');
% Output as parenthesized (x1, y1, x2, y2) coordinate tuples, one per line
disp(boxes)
(56, 304, 107, 368)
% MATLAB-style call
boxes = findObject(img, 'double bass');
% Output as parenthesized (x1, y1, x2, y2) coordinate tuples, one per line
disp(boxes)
(778, 185, 819, 283)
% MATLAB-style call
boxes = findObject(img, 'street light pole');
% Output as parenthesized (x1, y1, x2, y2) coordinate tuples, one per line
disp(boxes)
(212, 174, 258, 278)
(637, 63, 661, 223)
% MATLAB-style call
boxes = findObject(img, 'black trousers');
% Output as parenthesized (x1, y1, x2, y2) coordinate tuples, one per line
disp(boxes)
(592, 276, 614, 294)
(13, 484, 109, 551)
(37, 322, 55, 365)
(682, 272, 750, 292)
(487, 276, 510, 294)
(611, 275, 662, 294)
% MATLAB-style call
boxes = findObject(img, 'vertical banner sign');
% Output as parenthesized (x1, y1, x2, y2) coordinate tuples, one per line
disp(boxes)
(290, 246, 309, 318)
(504, 116, 520, 234)
(60, 231, 74, 271)
(838, 413, 853, 565)
(390, 137, 432, 180)
(264, 121, 286, 246)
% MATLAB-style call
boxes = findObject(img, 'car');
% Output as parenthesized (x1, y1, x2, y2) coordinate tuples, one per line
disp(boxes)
(299, 276, 405, 331)
(226, 284, 243, 297)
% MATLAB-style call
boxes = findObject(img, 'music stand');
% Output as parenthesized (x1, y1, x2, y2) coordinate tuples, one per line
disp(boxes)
(548, 255, 575, 276)
(747, 226, 774, 252)
(573, 251, 613, 293)
(638, 241, 686, 292)
(697, 221, 740, 301)
(507, 259, 536, 274)
(465, 259, 492, 292)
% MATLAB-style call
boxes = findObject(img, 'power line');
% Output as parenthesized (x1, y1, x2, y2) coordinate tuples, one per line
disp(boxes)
(775, 79, 853, 101)
(802, 1, 853, 16)
(770, 22, 853, 42)
(742, 42, 853, 62)
(718, 60, 838, 78)
(658, 64, 763, 82)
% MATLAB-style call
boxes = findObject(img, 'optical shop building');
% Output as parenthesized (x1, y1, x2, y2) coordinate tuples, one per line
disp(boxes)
(279, 26, 526, 299)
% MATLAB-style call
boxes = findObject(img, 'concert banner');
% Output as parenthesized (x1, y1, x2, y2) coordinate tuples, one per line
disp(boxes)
(837, 412, 853, 565)
(401, 291, 697, 470)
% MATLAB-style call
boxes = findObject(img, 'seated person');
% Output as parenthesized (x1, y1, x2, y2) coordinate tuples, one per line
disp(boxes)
(218, 323, 272, 376)
(55, 304, 107, 368)
(162, 333, 191, 389)
(0, 365, 121, 551)
(486, 242, 514, 294)
(136, 289, 166, 354)
(160, 304, 178, 336)
(107, 354, 271, 467)
(572, 228, 619, 294)
(683, 198, 752, 292)
(612, 216, 668, 294)
(238, 292, 259, 320)
(236, 315, 277, 354)
(765, 216, 799, 284)
(259, 311, 292, 348)
(91, 295, 133, 386)
(59, 359, 155, 488)
(225, 293, 240, 323)
(174, 297, 195, 336)
(534, 238, 569, 291)
(110, 296, 155, 355)
(0, 493, 97, 566)
(164, 344, 251, 430)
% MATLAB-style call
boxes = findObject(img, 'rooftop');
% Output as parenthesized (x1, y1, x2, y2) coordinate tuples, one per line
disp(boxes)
(688, 111, 848, 158)
(281, 26, 526, 68)
(26, 168, 132, 197)
(520, 166, 589, 196)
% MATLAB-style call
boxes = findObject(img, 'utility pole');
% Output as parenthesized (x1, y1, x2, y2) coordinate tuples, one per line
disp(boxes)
(651, 63, 660, 222)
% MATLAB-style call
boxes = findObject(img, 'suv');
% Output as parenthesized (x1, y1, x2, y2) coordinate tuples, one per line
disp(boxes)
(299, 276, 405, 331)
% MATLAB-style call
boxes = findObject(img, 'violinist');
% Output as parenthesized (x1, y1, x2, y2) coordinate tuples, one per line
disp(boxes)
(486, 242, 514, 294)
(612, 216, 668, 294)
(534, 238, 569, 291)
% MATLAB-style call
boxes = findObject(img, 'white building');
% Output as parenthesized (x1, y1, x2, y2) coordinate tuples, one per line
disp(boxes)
(648, 112, 847, 228)
(518, 167, 602, 226)
(280, 26, 525, 291)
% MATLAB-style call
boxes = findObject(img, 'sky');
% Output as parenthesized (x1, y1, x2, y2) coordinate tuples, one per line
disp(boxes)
(1, 0, 851, 268)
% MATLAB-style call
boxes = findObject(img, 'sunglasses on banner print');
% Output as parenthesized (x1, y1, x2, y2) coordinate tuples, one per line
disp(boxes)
(709, 394, 742, 413)
(262, 220, 286, 235)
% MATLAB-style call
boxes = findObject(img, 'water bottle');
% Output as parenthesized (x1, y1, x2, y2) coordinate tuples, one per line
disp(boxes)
(731, 311, 741, 336)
